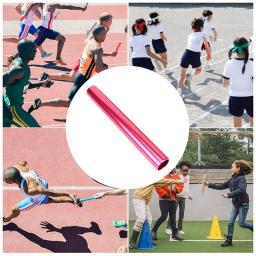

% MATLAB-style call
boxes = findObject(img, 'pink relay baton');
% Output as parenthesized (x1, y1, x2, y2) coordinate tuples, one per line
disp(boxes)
(87, 85, 169, 170)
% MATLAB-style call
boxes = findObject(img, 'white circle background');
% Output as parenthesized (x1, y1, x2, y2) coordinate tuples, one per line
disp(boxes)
(66, 66, 189, 189)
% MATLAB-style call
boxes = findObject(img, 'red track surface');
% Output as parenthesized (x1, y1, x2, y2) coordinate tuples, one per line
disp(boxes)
(3, 129, 128, 252)
(3, 4, 128, 127)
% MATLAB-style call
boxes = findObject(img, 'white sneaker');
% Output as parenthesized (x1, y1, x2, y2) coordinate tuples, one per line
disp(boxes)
(41, 51, 53, 58)
(178, 230, 185, 235)
(165, 228, 172, 235)
(163, 68, 173, 75)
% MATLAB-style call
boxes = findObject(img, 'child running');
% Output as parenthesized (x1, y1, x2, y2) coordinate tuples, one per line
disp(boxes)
(203, 160, 253, 247)
(223, 37, 253, 127)
(130, 18, 167, 71)
(178, 18, 208, 97)
(3, 161, 82, 223)
(202, 10, 218, 69)
(147, 12, 170, 74)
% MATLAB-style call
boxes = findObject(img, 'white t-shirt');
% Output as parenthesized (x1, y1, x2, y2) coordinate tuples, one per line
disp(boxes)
(41, 4, 55, 29)
(147, 24, 163, 40)
(186, 32, 203, 52)
(130, 35, 150, 58)
(177, 175, 190, 199)
(223, 59, 253, 96)
(202, 18, 215, 39)
(20, 3, 34, 26)
(249, 36, 253, 59)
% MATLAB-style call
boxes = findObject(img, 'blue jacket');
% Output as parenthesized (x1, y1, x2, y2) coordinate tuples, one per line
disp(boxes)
(208, 174, 249, 206)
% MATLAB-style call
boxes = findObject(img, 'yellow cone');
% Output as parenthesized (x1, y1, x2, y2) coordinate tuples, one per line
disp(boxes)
(207, 215, 223, 239)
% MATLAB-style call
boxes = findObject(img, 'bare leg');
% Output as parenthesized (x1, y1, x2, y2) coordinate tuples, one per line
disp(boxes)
(4, 206, 20, 222)
(178, 67, 187, 90)
(249, 116, 253, 127)
(46, 196, 74, 204)
(233, 116, 242, 127)
(55, 34, 66, 59)
(41, 98, 71, 108)
(159, 52, 168, 68)
(194, 67, 202, 76)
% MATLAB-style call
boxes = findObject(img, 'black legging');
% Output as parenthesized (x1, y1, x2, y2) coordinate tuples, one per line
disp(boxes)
(152, 200, 177, 234)
(68, 71, 88, 100)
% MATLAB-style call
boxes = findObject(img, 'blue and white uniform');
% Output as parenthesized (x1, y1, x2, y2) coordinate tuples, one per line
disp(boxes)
(17, 170, 49, 211)
(180, 32, 203, 68)
(34, 4, 59, 47)
(18, 3, 37, 40)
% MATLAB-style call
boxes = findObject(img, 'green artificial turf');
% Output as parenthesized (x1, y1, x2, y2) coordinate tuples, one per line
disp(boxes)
(129, 220, 253, 253)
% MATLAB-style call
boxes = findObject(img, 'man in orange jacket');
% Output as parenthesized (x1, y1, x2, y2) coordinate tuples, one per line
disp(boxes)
(151, 168, 184, 241)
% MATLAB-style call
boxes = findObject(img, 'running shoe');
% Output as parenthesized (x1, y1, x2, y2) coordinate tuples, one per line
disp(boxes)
(41, 51, 53, 58)
(39, 72, 49, 81)
(184, 73, 191, 88)
(74, 197, 83, 207)
(178, 230, 185, 235)
(165, 228, 172, 235)
(28, 98, 42, 113)
(54, 58, 67, 66)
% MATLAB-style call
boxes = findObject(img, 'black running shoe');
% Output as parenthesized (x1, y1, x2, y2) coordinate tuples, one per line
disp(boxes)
(28, 98, 41, 113)
(74, 197, 83, 207)
(39, 72, 49, 81)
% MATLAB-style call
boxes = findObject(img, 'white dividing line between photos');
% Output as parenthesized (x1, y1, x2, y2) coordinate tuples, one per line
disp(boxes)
(4, 186, 109, 191)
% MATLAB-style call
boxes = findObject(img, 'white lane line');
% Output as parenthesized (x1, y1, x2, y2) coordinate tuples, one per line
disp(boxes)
(189, 99, 228, 125)
(4, 186, 110, 191)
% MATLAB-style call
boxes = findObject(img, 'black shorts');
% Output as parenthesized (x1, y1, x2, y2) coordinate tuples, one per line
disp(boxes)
(201, 41, 211, 50)
(68, 71, 88, 100)
(132, 57, 155, 71)
(229, 96, 253, 117)
(34, 26, 60, 47)
(152, 39, 167, 54)
(180, 49, 201, 69)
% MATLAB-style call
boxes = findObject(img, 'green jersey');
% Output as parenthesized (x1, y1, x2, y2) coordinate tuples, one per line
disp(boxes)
(4, 57, 31, 107)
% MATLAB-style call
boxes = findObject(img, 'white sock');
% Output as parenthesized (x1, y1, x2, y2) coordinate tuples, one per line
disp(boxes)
(177, 87, 182, 95)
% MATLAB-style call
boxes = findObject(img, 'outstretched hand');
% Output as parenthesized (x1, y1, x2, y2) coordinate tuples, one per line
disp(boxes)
(41, 221, 57, 232)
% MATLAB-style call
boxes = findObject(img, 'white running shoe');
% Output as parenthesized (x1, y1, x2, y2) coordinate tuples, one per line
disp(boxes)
(165, 228, 172, 235)
(41, 51, 53, 58)
(163, 67, 173, 75)
(178, 230, 185, 235)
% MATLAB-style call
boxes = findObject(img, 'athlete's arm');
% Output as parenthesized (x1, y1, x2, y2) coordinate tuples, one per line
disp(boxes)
(15, 3, 22, 15)
(212, 29, 217, 42)
(3, 67, 24, 87)
(49, 3, 88, 12)
(34, 7, 42, 20)
(160, 32, 167, 41)
(23, 3, 42, 18)
(146, 46, 167, 65)
(91, 48, 108, 72)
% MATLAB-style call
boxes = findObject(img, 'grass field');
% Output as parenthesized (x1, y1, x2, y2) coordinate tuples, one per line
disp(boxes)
(129, 220, 253, 253)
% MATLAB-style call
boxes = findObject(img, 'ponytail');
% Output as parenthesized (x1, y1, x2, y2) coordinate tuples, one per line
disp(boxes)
(228, 49, 232, 60)
(234, 160, 253, 176)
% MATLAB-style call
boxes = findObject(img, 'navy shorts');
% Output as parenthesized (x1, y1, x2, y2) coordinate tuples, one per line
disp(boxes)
(229, 96, 253, 117)
(18, 24, 37, 40)
(152, 39, 167, 54)
(34, 26, 59, 47)
(180, 49, 201, 69)
(132, 57, 155, 71)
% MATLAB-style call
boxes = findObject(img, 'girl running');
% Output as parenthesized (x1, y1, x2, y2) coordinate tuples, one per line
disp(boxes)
(204, 160, 253, 247)
(178, 18, 208, 96)
(202, 10, 218, 69)
(223, 37, 253, 127)
(147, 12, 170, 74)
(130, 18, 167, 71)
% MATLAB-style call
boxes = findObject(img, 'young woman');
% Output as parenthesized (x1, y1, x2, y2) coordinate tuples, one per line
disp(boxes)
(202, 10, 218, 69)
(223, 37, 253, 127)
(178, 18, 208, 96)
(204, 160, 253, 247)
(130, 18, 167, 71)
(147, 12, 170, 74)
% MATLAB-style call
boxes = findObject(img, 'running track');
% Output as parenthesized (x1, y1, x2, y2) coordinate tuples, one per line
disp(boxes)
(3, 128, 128, 252)
(3, 4, 128, 127)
